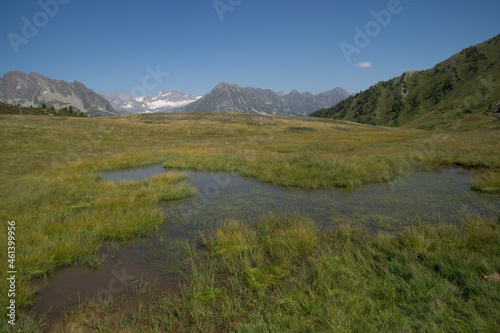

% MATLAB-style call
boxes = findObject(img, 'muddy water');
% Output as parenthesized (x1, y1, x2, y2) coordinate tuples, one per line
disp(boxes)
(32, 245, 180, 327)
(34, 165, 500, 328)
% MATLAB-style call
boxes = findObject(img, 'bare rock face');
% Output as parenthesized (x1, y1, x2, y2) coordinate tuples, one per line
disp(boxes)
(0, 71, 118, 117)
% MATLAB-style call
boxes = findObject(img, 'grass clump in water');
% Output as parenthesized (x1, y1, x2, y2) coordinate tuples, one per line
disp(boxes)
(470, 170, 500, 194)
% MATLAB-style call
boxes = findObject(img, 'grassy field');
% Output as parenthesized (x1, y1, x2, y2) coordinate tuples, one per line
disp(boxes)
(0, 112, 499, 331)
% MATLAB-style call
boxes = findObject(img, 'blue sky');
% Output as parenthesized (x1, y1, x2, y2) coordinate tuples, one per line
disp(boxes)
(1, 0, 499, 96)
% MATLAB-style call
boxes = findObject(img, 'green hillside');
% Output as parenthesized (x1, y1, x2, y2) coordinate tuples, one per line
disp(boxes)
(311, 34, 500, 130)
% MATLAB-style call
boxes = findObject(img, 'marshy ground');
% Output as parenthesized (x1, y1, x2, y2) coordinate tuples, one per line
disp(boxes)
(0, 112, 499, 331)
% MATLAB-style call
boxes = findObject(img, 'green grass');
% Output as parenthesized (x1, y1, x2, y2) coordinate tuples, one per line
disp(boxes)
(0, 112, 498, 331)
(49, 216, 500, 332)
(471, 170, 500, 194)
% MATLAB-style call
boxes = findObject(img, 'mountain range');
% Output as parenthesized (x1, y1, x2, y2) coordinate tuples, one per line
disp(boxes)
(0, 71, 349, 117)
(99, 90, 204, 114)
(0, 71, 118, 117)
(184, 83, 350, 116)
(311, 34, 500, 130)
(4, 35, 498, 126)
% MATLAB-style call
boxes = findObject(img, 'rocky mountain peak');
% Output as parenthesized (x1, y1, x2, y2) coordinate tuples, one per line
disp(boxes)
(184, 83, 350, 116)
(0, 71, 118, 117)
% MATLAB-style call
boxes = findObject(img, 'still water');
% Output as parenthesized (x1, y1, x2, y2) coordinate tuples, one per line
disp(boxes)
(34, 165, 500, 327)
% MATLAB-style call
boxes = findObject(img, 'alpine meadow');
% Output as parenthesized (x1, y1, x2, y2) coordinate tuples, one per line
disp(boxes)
(1, 2, 500, 332)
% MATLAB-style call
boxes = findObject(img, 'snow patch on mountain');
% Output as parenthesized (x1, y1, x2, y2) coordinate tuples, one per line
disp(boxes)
(99, 90, 204, 114)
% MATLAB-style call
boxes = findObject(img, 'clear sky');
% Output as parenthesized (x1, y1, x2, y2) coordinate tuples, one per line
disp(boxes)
(1, 0, 499, 96)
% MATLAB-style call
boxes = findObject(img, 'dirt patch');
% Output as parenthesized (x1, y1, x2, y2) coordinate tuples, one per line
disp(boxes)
(482, 273, 500, 282)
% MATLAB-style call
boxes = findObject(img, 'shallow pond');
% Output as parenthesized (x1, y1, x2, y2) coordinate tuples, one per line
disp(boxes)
(34, 165, 500, 328)
(163, 168, 499, 233)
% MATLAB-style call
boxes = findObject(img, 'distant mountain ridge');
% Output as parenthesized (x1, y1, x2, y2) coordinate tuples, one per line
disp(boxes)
(0, 71, 117, 117)
(0, 70, 349, 117)
(99, 90, 204, 114)
(311, 34, 500, 130)
(184, 83, 350, 116)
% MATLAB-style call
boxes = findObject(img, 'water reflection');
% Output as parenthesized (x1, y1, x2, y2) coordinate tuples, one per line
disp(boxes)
(35, 165, 499, 329)
(164, 168, 498, 234)
(101, 164, 166, 182)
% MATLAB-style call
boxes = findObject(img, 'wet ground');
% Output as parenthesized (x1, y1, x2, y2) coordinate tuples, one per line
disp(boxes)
(33, 165, 500, 328)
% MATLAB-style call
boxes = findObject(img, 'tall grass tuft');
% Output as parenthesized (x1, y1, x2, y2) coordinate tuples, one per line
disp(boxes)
(161, 217, 500, 332)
